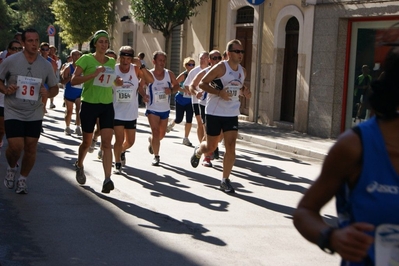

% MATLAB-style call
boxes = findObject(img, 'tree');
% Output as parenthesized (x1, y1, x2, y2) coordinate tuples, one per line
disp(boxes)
(130, 0, 207, 56)
(14, 0, 55, 44)
(0, 0, 17, 49)
(51, 0, 116, 50)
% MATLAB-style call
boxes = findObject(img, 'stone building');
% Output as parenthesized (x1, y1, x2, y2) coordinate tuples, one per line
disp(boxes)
(110, 0, 399, 138)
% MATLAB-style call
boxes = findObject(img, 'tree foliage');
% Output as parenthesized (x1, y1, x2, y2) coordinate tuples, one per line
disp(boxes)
(130, 0, 207, 53)
(51, 0, 116, 49)
(14, 0, 55, 43)
(0, 0, 14, 49)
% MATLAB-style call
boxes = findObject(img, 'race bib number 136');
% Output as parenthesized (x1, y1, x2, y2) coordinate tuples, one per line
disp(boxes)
(16, 76, 42, 101)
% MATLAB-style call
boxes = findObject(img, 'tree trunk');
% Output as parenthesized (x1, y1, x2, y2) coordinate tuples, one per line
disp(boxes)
(164, 34, 171, 69)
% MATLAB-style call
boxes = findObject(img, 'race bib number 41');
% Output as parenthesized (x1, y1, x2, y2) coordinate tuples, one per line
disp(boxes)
(16, 76, 42, 101)
(93, 66, 115, 88)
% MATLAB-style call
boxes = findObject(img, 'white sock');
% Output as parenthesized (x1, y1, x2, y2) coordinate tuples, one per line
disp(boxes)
(18, 175, 27, 181)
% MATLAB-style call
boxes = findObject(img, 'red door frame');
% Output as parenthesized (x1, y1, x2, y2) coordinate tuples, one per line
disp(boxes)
(341, 16, 399, 132)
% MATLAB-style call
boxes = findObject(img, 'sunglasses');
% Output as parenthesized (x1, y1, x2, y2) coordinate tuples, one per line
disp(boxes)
(41, 48, 49, 51)
(186, 63, 195, 67)
(210, 56, 222, 61)
(10, 47, 23, 51)
(229, 50, 245, 54)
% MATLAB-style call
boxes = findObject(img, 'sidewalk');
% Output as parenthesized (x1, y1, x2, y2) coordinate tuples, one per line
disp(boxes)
(139, 108, 335, 161)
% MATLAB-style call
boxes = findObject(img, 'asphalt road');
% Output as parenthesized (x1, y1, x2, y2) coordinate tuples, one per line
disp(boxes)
(0, 93, 340, 266)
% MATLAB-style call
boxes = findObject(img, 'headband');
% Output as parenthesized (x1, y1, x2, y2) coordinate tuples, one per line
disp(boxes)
(119, 52, 134, 57)
(93, 32, 109, 44)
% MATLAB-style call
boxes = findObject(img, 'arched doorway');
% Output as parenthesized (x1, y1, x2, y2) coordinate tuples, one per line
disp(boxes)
(280, 17, 299, 122)
(235, 6, 253, 116)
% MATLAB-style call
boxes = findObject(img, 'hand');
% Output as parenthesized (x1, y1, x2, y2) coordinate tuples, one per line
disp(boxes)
(40, 85, 48, 98)
(114, 76, 123, 87)
(132, 57, 141, 66)
(196, 91, 203, 99)
(218, 88, 231, 101)
(5, 84, 18, 95)
(143, 94, 150, 103)
(331, 223, 374, 262)
(94, 66, 106, 76)
(164, 87, 172, 95)
(241, 85, 251, 99)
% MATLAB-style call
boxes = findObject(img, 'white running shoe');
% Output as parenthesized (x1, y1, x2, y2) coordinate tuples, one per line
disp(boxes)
(75, 126, 82, 136)
(15, 179, 28, 194)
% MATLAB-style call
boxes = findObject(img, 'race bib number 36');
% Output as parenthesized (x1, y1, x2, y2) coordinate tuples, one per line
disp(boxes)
(93, 66, 115, 88)
(16, 76, 42, 101)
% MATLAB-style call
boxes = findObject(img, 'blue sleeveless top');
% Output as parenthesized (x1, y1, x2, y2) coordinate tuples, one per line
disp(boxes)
(336, 116, 399, 266)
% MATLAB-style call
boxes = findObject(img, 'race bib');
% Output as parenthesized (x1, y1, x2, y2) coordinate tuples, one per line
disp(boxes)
(226, 84, 241, 101)
(116, 89, 133, 102)
(16, 76, 42, 101)
(154, 90, 167, 103)
(93, 66, 115, 87)
(375, 224, 399, 266)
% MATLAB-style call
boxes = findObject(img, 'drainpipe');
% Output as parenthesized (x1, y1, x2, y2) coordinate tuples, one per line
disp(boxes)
(254, 3, 264, 124)
(209, 0, 216, 51)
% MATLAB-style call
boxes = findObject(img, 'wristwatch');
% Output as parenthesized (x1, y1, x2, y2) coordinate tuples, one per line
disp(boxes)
(140, 64, 146, 69)
(317, 227, 336, 254)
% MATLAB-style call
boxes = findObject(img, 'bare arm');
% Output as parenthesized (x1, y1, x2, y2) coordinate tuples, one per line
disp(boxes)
(293, 130, 374, 262)
(189, 69, 206, 98)
(168, 70, 180, 94)
(71, 65, 104, 86)
(199, 63, 229, 100)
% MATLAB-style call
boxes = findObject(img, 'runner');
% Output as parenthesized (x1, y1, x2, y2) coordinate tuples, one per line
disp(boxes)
(112, 46, 153, 173)
(71, 30, 122, 193)
(145, 51, 179, 166)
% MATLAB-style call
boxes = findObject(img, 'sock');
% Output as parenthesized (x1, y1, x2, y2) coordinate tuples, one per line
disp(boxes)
(222, 178, 227, 183)
(8, 165, 17, 171)
(18, 175, 27, 181)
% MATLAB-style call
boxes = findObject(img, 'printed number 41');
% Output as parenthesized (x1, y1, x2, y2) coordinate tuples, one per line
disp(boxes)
(98, 74, 110, 84)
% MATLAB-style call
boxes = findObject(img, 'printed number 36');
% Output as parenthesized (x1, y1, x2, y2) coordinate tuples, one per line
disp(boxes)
(22, 85, 35, 96)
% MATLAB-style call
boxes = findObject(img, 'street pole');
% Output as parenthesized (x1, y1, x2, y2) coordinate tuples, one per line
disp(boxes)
(254, 2, 264, 124)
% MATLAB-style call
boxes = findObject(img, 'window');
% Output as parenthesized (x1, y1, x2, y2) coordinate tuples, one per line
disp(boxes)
(123, 32, 133, 46)
(236, 6, 254, 24)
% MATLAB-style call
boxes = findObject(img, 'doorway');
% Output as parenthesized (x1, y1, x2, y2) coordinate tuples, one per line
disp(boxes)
(280, 17, 299, 122)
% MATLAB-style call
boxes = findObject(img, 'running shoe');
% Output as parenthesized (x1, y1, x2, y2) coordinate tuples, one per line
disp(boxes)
(75, 163, 86, 185)
(15, 179, 28, 194)
(101, 179, 114, 193)
(75, 126, 82, 136)
(182, 138, 192, 146)
(98, 150, 103, 160)
(152, 156, 160, 166)
(65, 127, 72, 136)
(88, 139, 97, 153)
(4, 167, 17, 189)
(166, 121, 175, 133)
(202, 156, 213, 167)
(114, 162, 122, 174)
(50, 103, 56, 109)
(220, 179, 235, 193)
(190, 146, 201, 168)
(213, 147, 219, 160)
(148, 136, 153, 154)
(121, 152, 126, 166)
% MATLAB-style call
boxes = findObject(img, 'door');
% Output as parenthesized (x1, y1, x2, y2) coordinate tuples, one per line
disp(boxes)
(236, 27, 253, 116)
(280, 17, 299, 123)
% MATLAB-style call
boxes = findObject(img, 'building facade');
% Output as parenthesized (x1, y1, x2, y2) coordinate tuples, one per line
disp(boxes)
(111, 0, 399, 138)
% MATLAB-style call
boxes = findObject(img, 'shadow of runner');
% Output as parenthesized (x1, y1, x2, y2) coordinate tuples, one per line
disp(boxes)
(0, 191, 45, 266)
(83, 186, 227, 247)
